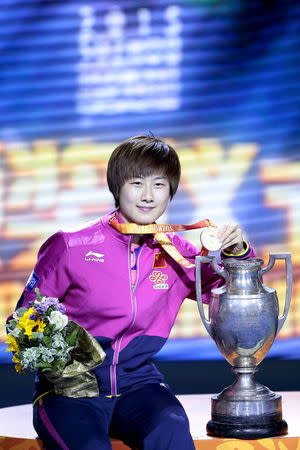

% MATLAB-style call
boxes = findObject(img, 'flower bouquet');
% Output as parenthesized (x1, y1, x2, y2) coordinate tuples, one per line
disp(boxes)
(6, 289, 105, 398)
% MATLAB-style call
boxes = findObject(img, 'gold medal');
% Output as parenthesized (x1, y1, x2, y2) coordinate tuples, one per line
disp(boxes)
(200, 227, 222, 252)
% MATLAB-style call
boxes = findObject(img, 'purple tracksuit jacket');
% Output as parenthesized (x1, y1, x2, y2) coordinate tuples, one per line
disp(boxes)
(16, 210, 255, 398)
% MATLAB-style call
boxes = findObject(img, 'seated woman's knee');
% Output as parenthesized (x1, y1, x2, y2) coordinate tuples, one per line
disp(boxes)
(155, 409, 190, 432)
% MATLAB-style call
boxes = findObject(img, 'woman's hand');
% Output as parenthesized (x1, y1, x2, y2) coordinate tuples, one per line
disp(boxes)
(217, 224, 244, 254)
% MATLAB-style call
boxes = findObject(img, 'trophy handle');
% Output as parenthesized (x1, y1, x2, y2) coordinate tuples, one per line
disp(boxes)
(196, 255, 227, 337)
(260, 253, 292, 334)
(196, 255, 212, 336)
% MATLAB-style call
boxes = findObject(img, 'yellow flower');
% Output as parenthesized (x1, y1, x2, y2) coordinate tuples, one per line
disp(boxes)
(23, 322, 36, 337)
(5, 334, 19, 353)
(16, 307, 46, 338)
(12, 354, 20, 363)
(35, 319, 46, 333)
(17, 307, 37, 330)
(24, 318, 46, 338)
(15, 363, 23, 373)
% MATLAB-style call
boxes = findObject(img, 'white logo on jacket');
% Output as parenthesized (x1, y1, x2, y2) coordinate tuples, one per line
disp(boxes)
(85, 251, 104, 262)
(149, 271, 169, 290)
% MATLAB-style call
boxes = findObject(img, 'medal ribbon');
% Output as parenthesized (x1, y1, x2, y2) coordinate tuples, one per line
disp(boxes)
(109, 214, 214, 268)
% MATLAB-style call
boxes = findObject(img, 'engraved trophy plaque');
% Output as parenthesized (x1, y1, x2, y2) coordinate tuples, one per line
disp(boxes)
(196, 254, 292, 439)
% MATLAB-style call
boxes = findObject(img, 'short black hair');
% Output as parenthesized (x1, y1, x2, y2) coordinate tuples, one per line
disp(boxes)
(107, 135, 181, 207)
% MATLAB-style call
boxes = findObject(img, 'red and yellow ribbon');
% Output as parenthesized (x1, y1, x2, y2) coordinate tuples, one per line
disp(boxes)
(109, 214, 214, 268)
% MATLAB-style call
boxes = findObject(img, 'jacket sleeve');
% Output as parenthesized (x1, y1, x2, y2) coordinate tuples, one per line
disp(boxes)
(7, 231, 71, 321)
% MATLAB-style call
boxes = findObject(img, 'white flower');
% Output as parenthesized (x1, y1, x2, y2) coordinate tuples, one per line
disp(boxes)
(48, 311, 68, 331)
(40, 347, 56, 363)
(52, 332, 67, 349)
(21, 347, 41, 369)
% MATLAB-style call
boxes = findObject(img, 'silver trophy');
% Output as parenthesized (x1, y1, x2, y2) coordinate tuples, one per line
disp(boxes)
(196, 254, 292, 439)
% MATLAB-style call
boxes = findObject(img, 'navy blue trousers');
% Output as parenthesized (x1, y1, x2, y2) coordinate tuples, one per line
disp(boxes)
(33, 383, 195, 450)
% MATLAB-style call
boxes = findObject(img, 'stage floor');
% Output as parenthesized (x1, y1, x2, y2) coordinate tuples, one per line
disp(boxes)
(0, 392, 299, 449)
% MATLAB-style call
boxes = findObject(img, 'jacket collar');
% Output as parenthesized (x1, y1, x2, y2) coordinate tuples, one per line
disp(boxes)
(101, 209, 156, 247)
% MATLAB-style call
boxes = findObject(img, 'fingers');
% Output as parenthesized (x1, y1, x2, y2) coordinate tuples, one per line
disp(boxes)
(217, 224, 244, 252)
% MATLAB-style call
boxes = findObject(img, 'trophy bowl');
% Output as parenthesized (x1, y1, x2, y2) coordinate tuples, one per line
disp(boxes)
(196, 254, 292, 439)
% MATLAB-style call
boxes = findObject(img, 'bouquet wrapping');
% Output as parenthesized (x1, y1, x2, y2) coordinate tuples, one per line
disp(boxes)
(6, 289, 105, 398)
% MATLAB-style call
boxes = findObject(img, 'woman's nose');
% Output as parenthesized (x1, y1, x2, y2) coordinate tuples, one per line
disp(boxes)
(141, 184, 154, 202)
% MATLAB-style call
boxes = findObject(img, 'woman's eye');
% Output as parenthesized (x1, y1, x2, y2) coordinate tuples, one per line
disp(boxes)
(155, 183, 165, 187)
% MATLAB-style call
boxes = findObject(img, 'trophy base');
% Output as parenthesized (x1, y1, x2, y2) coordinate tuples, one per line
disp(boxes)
(207, 418, 288, 439)
(206, 366, 289, 439)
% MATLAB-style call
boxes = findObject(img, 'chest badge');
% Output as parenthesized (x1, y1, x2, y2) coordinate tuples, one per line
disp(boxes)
(149, 271, 169, 290)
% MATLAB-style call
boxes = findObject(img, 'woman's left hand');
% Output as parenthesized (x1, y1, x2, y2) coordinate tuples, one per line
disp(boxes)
(217, 224, 244, 254)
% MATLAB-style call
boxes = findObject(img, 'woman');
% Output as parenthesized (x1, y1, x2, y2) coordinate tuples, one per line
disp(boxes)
(14, 135, 255, 449)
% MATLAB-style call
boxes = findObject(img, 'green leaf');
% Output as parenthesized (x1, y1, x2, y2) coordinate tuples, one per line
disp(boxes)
(43, 325, 54, 336)
(7, 319, 17, 328)
(30, 332, 40, 341)
(65, 327, 80, 347)
(35, 362, 52, 369)
(34, 288, 43, 300)
(42, 336, 52, 348)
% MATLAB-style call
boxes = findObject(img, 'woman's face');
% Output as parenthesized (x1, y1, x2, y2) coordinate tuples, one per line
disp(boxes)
(119, 173, 171, 224)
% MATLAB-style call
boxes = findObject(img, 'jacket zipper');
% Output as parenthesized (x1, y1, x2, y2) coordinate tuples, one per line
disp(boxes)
(110, 237, 142, 396)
